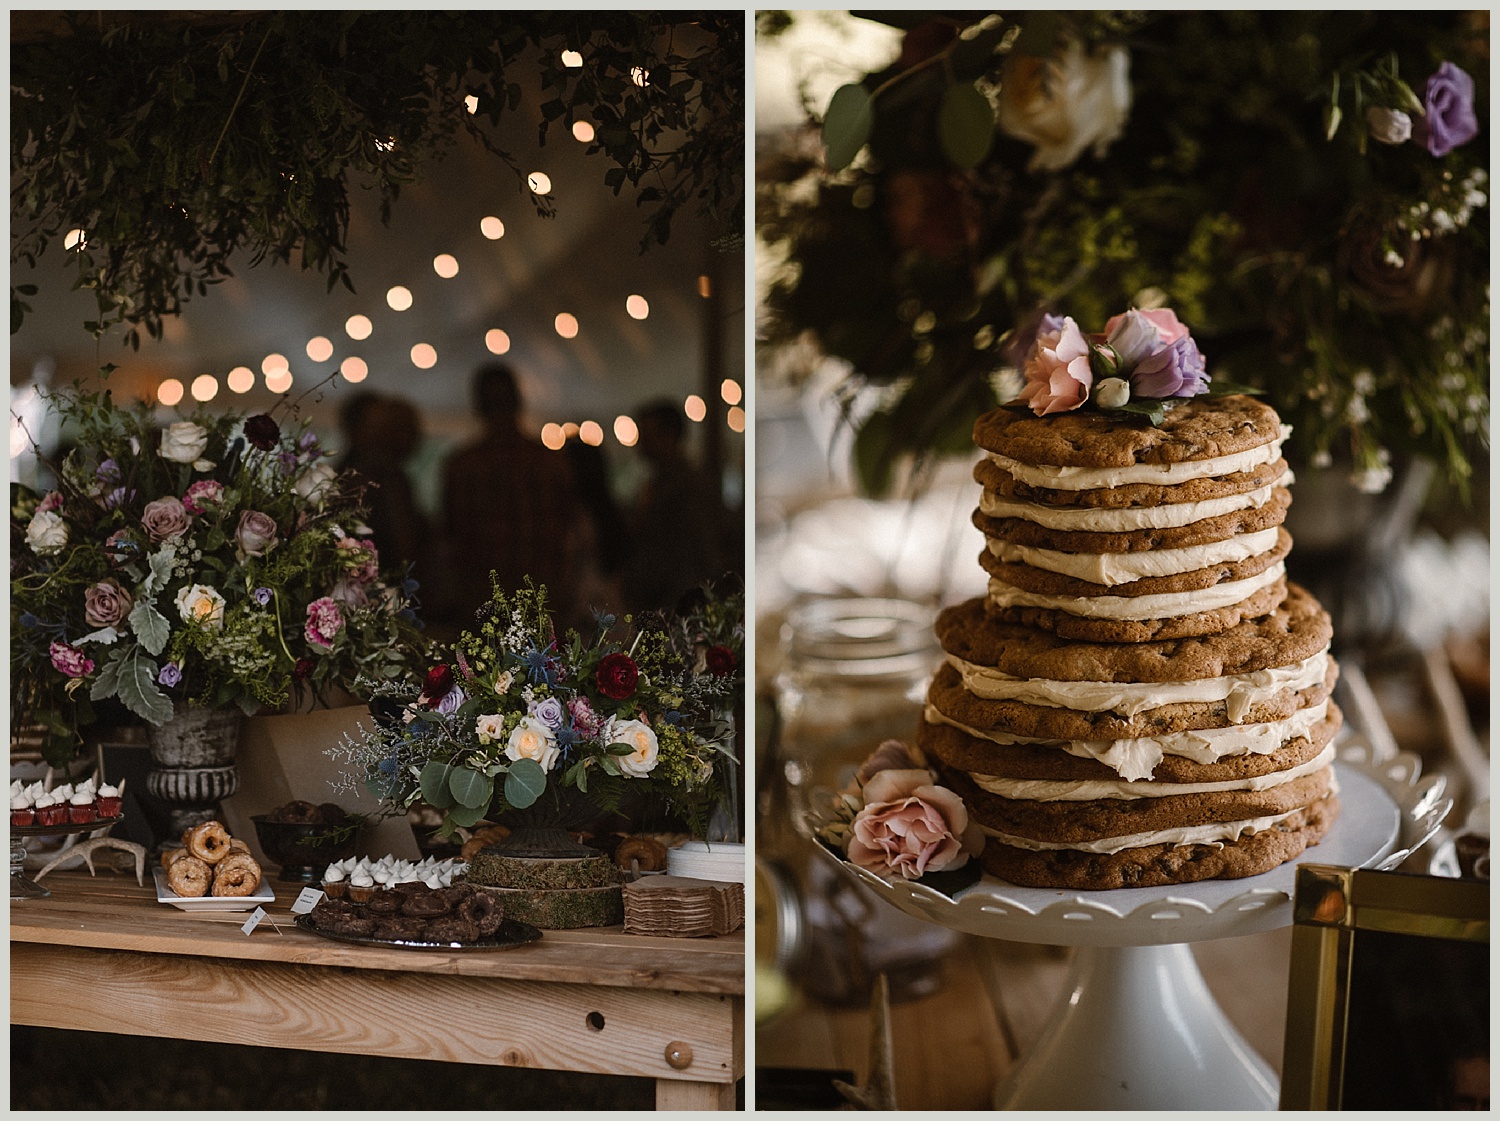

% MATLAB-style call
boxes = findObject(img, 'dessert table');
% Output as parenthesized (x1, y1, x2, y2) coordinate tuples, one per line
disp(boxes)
(11, 870, 744, 1110)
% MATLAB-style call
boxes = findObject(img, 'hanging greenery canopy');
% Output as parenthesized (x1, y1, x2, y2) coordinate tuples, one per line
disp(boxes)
(757, 11, 1488, 497)
(11, 11, 744, 349)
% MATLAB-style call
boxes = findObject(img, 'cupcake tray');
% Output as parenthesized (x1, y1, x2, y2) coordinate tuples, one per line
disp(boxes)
(11, 815, 124, 838)
(293, 912, 543, 952)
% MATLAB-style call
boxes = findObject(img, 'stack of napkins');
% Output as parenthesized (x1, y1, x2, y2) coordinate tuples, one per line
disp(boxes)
(622, 874, 745, 937)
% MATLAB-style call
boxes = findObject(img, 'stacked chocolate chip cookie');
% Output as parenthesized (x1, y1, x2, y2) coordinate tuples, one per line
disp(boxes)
(918, 395, 1343, 889)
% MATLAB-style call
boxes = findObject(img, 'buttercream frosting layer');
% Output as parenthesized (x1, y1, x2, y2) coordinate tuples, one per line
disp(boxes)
(978, 811, 1298, 854)
(985, 425, 1291, 490)
(986, 527, 1283, 586)
(978, 482, 1282, 531)
(986, 562, 1286, 620)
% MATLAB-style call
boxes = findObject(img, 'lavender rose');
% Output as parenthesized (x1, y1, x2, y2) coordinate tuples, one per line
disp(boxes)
(1413, 62, 1479, 158)
(141, 496, 191, 541)
(158, 662, 182, 687)
(1130, 335, 1210, 399)
(847, 768, 984, 880)
(235, 509, 279, 557)
(83, 578, 134, 629)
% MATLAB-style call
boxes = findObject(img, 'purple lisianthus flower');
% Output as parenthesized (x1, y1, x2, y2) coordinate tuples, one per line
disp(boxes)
(158, 662, 182, 687)
(1413, 62, 1479, 158)
(530, 696, 567, 730)
(435, 686, 466, 715)
(1130, 335, 1210, 399)
(96, 458, 121, 485)
(103, 486, 135, 511)
(253, 587, 272, 607)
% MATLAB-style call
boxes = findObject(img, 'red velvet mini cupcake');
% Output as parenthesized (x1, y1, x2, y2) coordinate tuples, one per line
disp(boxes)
(11, 799, 35, 827)
(96, 784, 123, 820)
(67, 794, 98, 824)
(35, 796, 68, 827)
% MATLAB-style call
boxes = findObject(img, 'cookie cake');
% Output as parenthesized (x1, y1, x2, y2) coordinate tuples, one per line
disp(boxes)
(917, 309, 1343, 890)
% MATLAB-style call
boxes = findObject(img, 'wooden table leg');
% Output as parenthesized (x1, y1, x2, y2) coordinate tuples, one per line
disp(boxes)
(655, 1077, 737, 1110)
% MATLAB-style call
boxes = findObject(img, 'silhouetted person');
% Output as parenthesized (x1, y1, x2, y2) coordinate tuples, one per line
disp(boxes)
(565, 438, 632, 612)
(338, 392, 431, 590)
(440, 362, 585, 627)
(624, 399, 727, 613)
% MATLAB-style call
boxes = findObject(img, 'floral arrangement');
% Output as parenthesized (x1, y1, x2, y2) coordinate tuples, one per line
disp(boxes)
(757, 12, 1488, 497)
(11, 388, 430, 767)
(818, 739, 983, 883)
(336, 580, 744, 842)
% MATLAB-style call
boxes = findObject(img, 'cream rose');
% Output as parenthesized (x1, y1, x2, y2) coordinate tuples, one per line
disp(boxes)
(158, 421, 210, 464)
(175, 583, 226, 628)
(475, 713, 506, 744)
(25, 509, 68, 555)
(294, 463, 338, 505)
(605, 717, 660, 778)
(505, 716, 561, 773)
(997, 40, 1131, 173)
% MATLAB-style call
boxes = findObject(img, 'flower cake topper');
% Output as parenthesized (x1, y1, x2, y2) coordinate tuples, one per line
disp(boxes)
(1013, 306, 1255, 425)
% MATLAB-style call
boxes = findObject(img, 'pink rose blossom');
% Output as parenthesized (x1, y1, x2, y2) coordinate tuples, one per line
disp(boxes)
(140, 496, 191, 541)
(235, 509, 279, 557)
(847, 768, 983, 880)
(83, 578, 134, 628)
(38, 491, 63, 513)
(1017, 314, 1093, 416)
(304, 596, 344, 648)
(182, 479, 224, 515)
(49, 641, 94, 678)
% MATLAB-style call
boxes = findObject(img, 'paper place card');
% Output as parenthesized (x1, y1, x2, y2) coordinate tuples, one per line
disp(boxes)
(241, 907, 267, 935)
(292, 887, 326, 914)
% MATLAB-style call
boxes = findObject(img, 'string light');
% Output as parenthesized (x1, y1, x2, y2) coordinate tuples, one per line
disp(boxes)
(64, 228, 87, 250)
(697, 275, 712, 298)
(613, 416, 639, 447)
(190, 375, 219, 402)
(464, 94, 479, 114)
(579, 420, 604, 446)
(265, 368, 294, 394)
(306, 336, 333, 362)
(625, 294, 649, 320)
(410, 343, 437, 369)
(227, 366, 255, 394)
(554, 313, 578, 339)
(721, 378, 742, 406)
(631, 66, 648, 86)
(527, 172, 552, 195)
(684, 395, 707, 423)
(480, 216, 505, 240)
(727, 406, 746, 433)
(345, 314, 373, 340)
(572, 121, 595, 143)
(562, 422, 580, 439)
(158, 379, 184, 406)
(485, 329, 511, 355)
(561, 49, 583, 67)
(261, 353, 289, 375)
(340, 356, 368, 383)
(386, 286, 413, 311)
(433, 254, 459, 279)
(540, 422, 566, 450)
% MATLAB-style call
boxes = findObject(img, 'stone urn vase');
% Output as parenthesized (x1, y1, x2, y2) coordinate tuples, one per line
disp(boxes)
(144, 705, 244, 842)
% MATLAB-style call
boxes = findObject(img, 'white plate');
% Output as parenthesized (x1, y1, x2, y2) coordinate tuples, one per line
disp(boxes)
(153, 865, 274, 911)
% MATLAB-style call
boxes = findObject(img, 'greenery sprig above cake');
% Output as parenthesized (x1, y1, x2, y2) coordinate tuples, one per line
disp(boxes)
(10, 388, 430, 767)
(337, 580, 744, 841)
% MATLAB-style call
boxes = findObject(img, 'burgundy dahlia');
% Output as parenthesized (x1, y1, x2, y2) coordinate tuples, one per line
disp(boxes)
(243, 414, 281, 451)
(595, 652, 639, 700)
(705, 644, 738, 677)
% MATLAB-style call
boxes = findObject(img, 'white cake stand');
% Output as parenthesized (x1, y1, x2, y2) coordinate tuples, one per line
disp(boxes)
(806, 748, 1451, 1111)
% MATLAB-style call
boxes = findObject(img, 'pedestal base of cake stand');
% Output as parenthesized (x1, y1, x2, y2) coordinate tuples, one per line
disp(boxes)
(807, 753, 1450, 1111)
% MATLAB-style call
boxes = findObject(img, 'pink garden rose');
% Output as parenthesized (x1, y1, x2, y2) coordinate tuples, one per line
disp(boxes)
(1017, 314, 1092, 416)
(49, 641, 94, 678)
(304, 596, 344, 648)
(83, 578, 134, 629)
(235, 510, 279, 557)
(141, 496, 191, 541)
(846, 767, 983, 880)
(182, 479, 224, 515)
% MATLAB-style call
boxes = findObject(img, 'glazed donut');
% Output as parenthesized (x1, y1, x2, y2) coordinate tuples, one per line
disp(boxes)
(226, 837, 251, 856)
(211, 854, 262, 897)
(166, 854, 212, 897)
(614, 835, 669, 873)
(160, 846, 188, 869)
(186, 820, 233, 864)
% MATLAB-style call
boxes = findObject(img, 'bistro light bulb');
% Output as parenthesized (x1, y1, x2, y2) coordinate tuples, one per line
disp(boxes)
(191, 375, 219, 402)
(464, 94, 479, 114)
(261, 353, 289, 375)
(227, 366, 255, 394)
(410, 343, 437, 369)
(561, 49, 583, 67)
(572, 120, 595, 143)
(64, 228, 87, 250)
(562, 422, 580, 439)
(306, 336, 334, 362)
(345, 314, 373, 340)
(728, 406, 746, 433)
(265, 367, 294, 394)
(554, 313, 578, 339)
(480, 216, 505, 240)
(579, 420, 604, 446)
(386, 286, 413, 311)
(528, 171, 552, 195)
(158, 379, 184, 406)
(485, 328, 511, 355)
(433, 253, 459, 279)
(340, 356, 368, 383)
(721, 378, 742, 406)
(625, 294, 649, 320)
(614, 415, 638, 447)
(698, 275, 712, 299)
(540, 423, 566, 450)
(631, 66, 648, 87)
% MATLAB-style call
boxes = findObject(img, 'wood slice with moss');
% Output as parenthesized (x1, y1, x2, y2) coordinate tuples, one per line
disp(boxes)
(465, 851, 621, 892)
(474, 884, 624, 929)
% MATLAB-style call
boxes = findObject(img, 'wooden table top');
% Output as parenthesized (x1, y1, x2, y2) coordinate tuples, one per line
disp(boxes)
(13, 869, 745, 996)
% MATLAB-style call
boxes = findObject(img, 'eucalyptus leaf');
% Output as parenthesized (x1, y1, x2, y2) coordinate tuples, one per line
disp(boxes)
(503, 758, 547, 808)
(445, 802, 489, 828)
(822, 83, 873, 172)
(448, 765, 494, 810)
(418, 760, 456, 808)
(937, 81, 994, 169)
